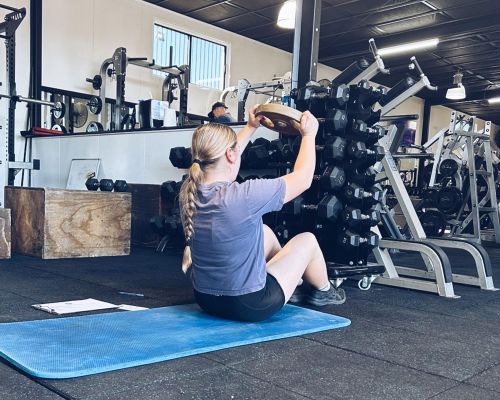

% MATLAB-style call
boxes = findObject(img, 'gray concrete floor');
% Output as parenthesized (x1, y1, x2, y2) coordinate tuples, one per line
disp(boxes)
(1, 246, 500, 399)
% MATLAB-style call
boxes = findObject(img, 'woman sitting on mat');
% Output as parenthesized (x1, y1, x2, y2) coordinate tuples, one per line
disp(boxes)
(179, 105, 345, 322)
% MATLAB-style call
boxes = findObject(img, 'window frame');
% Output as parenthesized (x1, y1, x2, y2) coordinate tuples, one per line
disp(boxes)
(153, 22, 228, 91)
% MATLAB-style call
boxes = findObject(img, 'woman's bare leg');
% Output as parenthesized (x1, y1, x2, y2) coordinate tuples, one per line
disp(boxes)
(266, 232, 329, 301)
(263, 224, 282, 262)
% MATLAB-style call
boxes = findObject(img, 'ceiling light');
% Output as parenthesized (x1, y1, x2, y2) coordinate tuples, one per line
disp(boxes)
(488, 96, 500, 104)
(378, 38, 439, 56)
(421, 1, 438, 11)
(277, 0, 296, 29)
(445, 72, 466, 100)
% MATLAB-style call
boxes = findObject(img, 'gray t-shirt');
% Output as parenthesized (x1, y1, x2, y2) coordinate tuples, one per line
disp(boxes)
(190, 178, 286, 296)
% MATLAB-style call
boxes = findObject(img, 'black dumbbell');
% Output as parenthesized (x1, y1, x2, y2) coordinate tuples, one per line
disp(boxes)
(291, 82, 349, 110)
(269, 139, 293, 162)
(337, 230, 379, 247)
(85, 178, 100, 191)
(326, 83, 350, 108)
(240, 141, 253, 168)
(321, 109, 348, 133)
(341, 206, 381, 230)
(360, 232, 380, 248)
(347, 166, 377, 189)
(316, 165, 346, 192)
(348, 142, 385, 161)
(348, 104, 381, 126)
(161, 180, 177, 201)
(348, 80, 386, 107)
(282, 194, 342, 221)
(99, 179, 114, 191)
(346, 143, 385, 169)
(150, 215, 181, 236)
(169, 146, 192, 168)
(350, 120, 386, 144)
(174, 180, 184, 193)
(343, 183, 383, 205)
(114, 180, 128, 192)
(246, 144, 269, 167)
(247, 138, 294, 166)
(292, 135, 346, 162)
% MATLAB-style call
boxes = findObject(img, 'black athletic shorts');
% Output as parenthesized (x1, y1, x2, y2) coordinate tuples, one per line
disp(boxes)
(193, 274, 286, 322)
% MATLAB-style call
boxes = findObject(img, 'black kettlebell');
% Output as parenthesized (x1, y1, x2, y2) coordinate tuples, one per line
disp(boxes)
(114, 180, 129, 192)
(99, 179, 114, 192)
(85, 178, 100, 191)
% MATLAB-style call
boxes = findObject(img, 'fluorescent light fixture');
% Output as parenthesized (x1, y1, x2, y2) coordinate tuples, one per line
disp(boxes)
(277, 0, 296, 29)
(446, 85, 466, 100)
(421, 0, 438, 10)
(488, 96, 500, 104)
(446, 72, 466, 100)
(378, 38, 439, 56)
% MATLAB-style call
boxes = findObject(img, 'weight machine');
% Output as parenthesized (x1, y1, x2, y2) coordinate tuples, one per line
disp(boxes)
(0, 4, 49, 204)
(220, 74, 292, 122)
(86, 47, 189, 131)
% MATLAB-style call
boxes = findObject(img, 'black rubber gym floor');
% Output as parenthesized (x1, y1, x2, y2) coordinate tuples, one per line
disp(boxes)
(2, 246, 500, 400)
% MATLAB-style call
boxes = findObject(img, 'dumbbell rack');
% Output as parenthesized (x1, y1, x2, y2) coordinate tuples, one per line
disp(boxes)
(338, 54, 495, 297)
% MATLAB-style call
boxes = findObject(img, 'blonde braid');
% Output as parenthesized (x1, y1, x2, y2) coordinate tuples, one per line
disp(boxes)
(178, 123, 237, 273)
(180, 162, 203, 273)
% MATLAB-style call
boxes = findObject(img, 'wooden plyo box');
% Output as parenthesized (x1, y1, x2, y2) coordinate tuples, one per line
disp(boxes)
(5, 187, 131, 259)
(0, 208, 11, 259)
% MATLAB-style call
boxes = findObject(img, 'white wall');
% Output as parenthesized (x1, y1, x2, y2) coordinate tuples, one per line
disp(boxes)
(31, 125, 278, 187)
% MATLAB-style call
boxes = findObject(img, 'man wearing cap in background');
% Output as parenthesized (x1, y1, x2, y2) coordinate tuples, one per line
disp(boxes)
(208, 101, 235, 124)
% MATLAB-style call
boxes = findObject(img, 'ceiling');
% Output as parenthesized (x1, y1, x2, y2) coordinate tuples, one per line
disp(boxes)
(144, 0, 500, 124)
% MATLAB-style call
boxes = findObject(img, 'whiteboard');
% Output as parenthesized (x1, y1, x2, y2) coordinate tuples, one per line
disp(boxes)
(66, 159, 101, 190)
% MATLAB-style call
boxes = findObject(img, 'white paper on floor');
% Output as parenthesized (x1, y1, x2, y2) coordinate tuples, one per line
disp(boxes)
(32, 298, 118, 315)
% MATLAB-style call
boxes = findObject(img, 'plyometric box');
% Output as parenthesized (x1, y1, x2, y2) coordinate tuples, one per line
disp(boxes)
(0, 208, 11, 259)
(5, 187, 131, 259)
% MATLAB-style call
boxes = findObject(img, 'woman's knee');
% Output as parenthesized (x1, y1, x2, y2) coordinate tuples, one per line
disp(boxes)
(295, 232, 319, 249)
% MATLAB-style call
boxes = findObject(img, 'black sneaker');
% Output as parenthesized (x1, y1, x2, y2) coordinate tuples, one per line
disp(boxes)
(306, 285, 346, 306)
(288, 284, 310, 303)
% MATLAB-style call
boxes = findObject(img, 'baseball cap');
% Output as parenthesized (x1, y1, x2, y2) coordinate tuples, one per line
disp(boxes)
(212, 101, 228, 111)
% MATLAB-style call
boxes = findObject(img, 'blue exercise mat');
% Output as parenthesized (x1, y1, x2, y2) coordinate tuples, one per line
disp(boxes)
(0, 304, 350, 379)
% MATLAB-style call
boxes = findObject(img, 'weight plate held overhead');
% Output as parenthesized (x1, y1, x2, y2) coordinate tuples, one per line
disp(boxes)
(255, 103, 302, 136)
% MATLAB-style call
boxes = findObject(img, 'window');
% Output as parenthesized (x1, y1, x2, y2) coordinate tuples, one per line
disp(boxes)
(153, 24, 226, 90)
